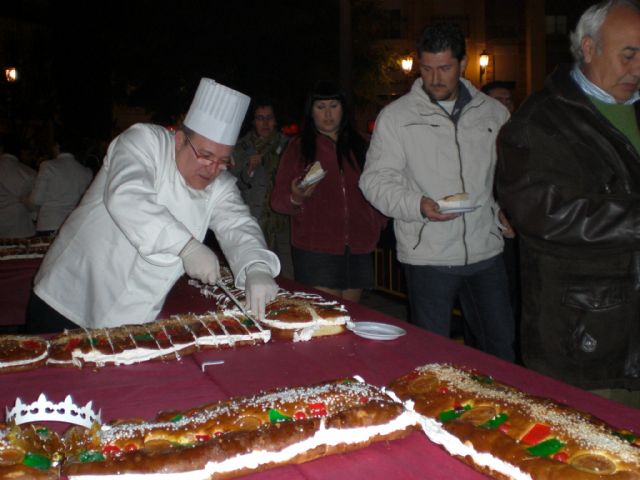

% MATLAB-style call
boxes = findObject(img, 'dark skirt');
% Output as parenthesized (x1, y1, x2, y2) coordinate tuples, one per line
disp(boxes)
(291, 246, 374, 290)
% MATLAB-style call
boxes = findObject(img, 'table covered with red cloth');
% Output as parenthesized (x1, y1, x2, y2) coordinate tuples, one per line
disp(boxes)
(2, 275, 640, 479)
(0, 258, 41, 326)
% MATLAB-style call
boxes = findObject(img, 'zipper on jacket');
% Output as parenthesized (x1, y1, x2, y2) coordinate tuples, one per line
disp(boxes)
(453, 121, 469, 265)
(451, 100, 485, 265)
(340, 170, 350, 247)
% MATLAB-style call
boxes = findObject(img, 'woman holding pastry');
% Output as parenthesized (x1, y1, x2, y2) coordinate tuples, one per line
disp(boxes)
(271, 81, 385, 302)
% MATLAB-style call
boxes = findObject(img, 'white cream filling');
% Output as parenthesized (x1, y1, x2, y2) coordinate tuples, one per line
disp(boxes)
(292, 327, 315, 342)
(68, 410, 418, 480)
(1, 347, 48, 368)
(260, 315, 349, 330)
(414, 412, 532, 480)
(71, 332, 270, 366)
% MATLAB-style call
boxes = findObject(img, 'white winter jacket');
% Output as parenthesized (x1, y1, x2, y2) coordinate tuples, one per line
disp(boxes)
(360, 78, 509, 266)
(30, 153, 93, 232)
(34, 124, 279, 328)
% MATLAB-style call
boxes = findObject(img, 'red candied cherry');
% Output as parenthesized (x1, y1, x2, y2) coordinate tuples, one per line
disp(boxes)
(552, 451, 569, 463)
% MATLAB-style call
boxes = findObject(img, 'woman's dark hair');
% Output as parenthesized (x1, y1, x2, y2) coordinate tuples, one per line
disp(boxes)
(300, 81, 367, 170)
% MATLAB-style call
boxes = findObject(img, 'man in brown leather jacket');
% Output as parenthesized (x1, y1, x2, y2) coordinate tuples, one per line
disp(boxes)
(496, 0, 640, 397)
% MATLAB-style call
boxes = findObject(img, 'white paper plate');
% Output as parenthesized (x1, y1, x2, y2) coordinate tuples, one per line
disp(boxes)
(348, 321, 407, 340)
(439, 205, 481, 214)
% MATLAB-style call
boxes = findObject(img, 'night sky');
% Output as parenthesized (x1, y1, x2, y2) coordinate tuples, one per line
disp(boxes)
(2, 0, 348, 142)
(1, 0, 600, 144)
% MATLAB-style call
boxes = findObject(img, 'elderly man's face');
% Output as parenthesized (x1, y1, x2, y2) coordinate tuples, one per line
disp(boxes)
(175, 130, 234, 190)
(582, 5, 640, 103)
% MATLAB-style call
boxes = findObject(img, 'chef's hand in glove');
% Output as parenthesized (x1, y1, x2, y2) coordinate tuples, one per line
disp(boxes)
(179, 238, 220, 284)
(245, 264, 278, 319)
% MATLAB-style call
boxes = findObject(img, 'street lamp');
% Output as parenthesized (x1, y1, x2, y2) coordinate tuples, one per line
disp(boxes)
(4, 67, 17, 83)
(479, 50, 490, 84)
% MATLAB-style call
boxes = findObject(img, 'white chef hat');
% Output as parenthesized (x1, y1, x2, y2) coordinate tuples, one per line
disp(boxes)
(183, 78, 250, 146)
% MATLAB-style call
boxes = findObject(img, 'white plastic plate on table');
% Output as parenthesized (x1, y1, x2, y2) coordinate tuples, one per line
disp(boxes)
(348, 321, 406, 340)
(438, 205, 481, 214)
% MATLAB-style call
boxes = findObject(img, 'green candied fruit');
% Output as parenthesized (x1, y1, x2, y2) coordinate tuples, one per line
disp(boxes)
(133, 333, 154, 341)
(341, 379, 353, 385)
(170, 414, 183, 422)
(79, 450, 105, 463)
(613, 431, 637, 443)
(268, 409, 292, 423)
(242, 318, 254, 327)
(471, 374, 494, 385)
(438, 404, 471, 423)
(35, 427, 50, 437)
(481, 412, 509, 429)
(23, 452, 51, 470)
(527, 438, 564, 457)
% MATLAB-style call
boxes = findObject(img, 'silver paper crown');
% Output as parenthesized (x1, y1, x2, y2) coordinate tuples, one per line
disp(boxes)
(5, 393, 102, 428)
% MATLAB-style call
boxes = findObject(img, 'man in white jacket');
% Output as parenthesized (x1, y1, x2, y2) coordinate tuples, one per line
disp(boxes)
(359, 23, 515, 361)
(28, 79, 280, 333)
(0, 136, 36, 238)
(29, 134, 93, 235)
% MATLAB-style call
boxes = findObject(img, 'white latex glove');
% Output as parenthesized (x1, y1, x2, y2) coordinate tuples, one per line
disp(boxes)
(245, 266, 278, 319)
(179, 238, 220, 284)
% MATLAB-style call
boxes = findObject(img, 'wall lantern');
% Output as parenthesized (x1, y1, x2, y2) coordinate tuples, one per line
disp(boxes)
(479, 50, 490, 83)
(400, 56, 413, 74)
(4, 67, 17, 83)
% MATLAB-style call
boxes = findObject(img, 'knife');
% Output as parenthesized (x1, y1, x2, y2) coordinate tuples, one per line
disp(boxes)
(216, 280, 255, 321)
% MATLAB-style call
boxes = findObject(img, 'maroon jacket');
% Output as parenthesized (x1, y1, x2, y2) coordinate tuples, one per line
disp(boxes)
(271, 135, 385, 255)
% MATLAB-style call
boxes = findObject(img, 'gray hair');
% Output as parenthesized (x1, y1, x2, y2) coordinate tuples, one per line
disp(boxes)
(570, 0, 640, 64)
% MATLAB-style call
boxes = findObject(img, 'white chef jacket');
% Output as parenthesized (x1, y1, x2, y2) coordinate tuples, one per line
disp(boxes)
(30, 153, 93, 232)
(0, 154, 36, 238)
(34, 124, 280, 329)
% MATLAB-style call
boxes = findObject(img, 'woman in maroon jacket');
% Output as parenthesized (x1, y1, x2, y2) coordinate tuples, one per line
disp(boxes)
(271, 81, 385, 302)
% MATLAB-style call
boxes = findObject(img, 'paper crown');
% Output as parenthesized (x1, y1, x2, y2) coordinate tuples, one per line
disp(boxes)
(183, 78, 250, 146)
(6, 394, 101, 429)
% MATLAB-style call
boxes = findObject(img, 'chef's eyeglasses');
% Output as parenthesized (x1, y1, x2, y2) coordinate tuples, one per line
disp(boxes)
(185, 135, 232, 167)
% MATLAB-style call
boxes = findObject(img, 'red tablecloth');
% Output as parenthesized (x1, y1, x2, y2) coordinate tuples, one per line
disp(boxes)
(0, 258, 41, 326)
(2, 276, 640, 479)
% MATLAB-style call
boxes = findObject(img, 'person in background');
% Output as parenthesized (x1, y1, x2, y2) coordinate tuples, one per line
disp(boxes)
(28, 132, 93, 236)
(0, 135, 36, 238)
(231, 100, 292, 278)
(360, 22, 515, 362)
(271, 81, 385, 303)
(481, 81, 516, 114)
(481, 80, 520, 330)
(27, 78, 280, 333)
(496, 0, 640, 403)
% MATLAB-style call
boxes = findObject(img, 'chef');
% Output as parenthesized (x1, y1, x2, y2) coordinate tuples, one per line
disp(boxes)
(26, 78, 280, 333)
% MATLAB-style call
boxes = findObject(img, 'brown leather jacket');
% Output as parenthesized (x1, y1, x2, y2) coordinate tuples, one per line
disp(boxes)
(496, 64, 640, 390)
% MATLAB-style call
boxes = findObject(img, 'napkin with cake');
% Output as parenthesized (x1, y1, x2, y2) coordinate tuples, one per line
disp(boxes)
(298, 160, 326, 188)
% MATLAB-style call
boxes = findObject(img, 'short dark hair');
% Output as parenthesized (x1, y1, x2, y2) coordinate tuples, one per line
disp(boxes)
(481, 81, 516, 95)
(416, 22, 466, 61)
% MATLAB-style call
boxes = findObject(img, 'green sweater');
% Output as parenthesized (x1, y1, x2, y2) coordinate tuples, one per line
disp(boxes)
(590, 97, 640, 156)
